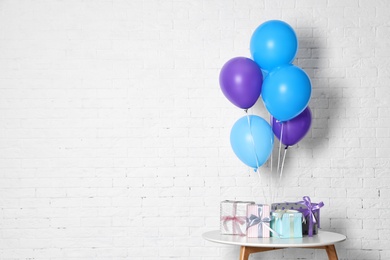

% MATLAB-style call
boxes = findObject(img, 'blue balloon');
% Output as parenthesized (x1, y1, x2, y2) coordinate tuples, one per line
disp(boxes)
(250, 20, 298, 72)
(230, 115, 274, 169)
(261, 69, 269, 80)
(262, 65, 311, 122)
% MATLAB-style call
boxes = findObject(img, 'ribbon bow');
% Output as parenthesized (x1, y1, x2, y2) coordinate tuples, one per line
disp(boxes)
(298, 196, 324, 236)
(221, 201, 252, 235)
(221, 216, 246, 235)
(247, 213, 280, 238)
(247, 214, 271, 228)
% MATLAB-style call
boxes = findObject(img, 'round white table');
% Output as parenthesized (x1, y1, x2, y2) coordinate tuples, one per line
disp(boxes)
(202, 230, 346, 260)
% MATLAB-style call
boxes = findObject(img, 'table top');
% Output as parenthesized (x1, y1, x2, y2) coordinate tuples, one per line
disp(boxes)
(202, 230, 346, 248)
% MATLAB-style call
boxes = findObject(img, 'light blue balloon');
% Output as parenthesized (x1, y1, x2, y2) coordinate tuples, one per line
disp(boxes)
(250, 20, 298, 72)
(230, 115, 274, 170)
(262, 65, 311, 122)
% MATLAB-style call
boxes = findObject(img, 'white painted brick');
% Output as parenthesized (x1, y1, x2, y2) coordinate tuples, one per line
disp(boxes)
(347, 228, 378, 240)
(329, 137, 360, 148)
(331, 158, 363, 168)
(362, 239, 390, 251)
(344, 167, 374, 178)
(364, 158, 390, 168)
(380, 250, 390, 260)
(0, 0, 389, 259)
(312, 168, 344, 178)
(331, 177, 363, 188)
(344, 128, 375, 138)
(331, 218, 362, 229)
(347, 188, 379, 198)
(315, 187, 347, 198)
(380, 188, 390, 198)
(345, 148, 375, 158)
(363, 219, 389, 233)
(375, 168, 390, 178)
(298, 177, 331, 188)
(313, 147, 344, 160)
(348, 249, 380, 259)
(363, 198, 390, 210)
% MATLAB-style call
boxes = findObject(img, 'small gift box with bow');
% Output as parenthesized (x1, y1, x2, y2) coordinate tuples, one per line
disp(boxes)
(270, 209, 303, 238)
(271, 196, 324, 237)
(220, 200, 255, 235)
(246, 204, 273, 238)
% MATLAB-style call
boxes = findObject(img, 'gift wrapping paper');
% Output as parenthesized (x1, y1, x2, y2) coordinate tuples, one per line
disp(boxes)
(271, 196, 324, 237)
(220, 200, 254, 235)
(246, 204, 271, 238)
(270, 210, 303, 238)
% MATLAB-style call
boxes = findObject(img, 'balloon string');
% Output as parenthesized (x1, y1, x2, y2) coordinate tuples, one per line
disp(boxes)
(257, 167, 268, 205)
(245, 109, 265, 203)
(270, 145, 273, 173)
(274, 122, 283, 202)
(269, 158, 273, 205)
(270, 116, 273, 174)
(269, 115, 274, 204)
(276, 122, 283, 178)
(245, 110, 260, 171)
(279, 146, 288, 181)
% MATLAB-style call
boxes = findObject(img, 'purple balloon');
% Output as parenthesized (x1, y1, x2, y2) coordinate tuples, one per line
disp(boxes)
(219, 57, 263, 109)
(271, 107, 312, 146)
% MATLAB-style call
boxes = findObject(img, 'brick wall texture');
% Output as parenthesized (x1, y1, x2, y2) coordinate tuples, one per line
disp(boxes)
(0, 0, 389, 259)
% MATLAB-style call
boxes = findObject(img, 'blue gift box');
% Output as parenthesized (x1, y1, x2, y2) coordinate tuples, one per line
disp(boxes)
(270, 210, 303, 238)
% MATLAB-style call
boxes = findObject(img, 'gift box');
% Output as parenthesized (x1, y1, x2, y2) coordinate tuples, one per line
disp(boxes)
(220, 200, 254, 235)
(246, 204, 272, 238)
(271, 196, 324, 237)
(270, 210, 303, 238)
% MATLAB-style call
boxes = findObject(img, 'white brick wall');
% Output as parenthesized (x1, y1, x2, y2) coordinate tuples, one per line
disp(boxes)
(0, 0, 389, 259)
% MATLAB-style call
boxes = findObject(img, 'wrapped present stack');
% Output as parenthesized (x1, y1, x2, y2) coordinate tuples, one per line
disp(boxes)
(271, 196, 324, 237)
(219, 196, 324, 239)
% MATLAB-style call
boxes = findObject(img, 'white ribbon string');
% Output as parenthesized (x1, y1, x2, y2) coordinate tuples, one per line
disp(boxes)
(245, 110, 267, 203)
(274, 122, 284, 200)
(245, 110, 260, 171)
(279, 146, 288, 181)
(270, 116, 274, 204)
(276, 122, 284, 177)
(257, 167, 268, 205)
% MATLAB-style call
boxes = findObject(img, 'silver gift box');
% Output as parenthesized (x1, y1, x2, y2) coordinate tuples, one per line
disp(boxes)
(220, 200, 255, 235)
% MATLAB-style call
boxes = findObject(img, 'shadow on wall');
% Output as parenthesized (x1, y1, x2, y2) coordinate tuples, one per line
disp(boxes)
(295, 30, 343, 152)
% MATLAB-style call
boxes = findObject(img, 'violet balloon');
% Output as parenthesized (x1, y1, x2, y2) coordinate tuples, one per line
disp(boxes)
(271, 107, 312, 146)
(219, 57, 263, 109)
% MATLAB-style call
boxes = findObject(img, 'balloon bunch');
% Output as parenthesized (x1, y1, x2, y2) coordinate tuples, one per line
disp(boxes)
(219, 20, 312, 176)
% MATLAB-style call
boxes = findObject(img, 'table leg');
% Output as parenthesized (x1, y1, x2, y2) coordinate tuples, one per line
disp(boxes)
(308, 245, 339, 260)
(239, 246, 251, 260)
(324, 245, 338, 260)
(239, 246, 281, 260)
(238, 245, 338, 260)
